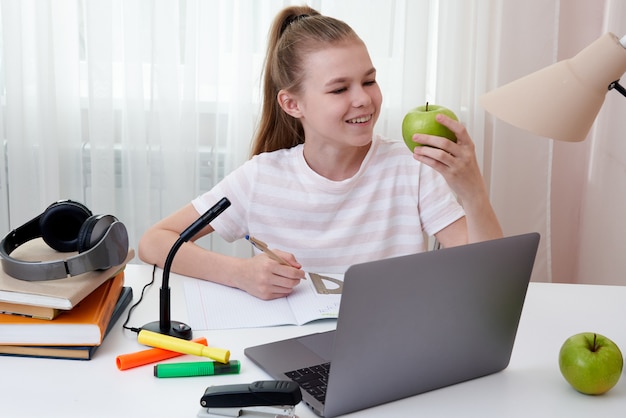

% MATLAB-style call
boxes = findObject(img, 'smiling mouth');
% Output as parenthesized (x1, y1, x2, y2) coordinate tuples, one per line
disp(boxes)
(346, 114, 372, 124)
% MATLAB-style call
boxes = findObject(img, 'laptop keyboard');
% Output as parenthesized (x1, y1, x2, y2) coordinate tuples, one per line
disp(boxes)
(284, 362, 331, 403)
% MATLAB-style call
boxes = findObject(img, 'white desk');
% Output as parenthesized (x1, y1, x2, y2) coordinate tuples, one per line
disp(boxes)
(1, 264, 625, 417)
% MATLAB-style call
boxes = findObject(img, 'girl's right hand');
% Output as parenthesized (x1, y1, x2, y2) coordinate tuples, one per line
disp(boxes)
(238, 250, 305, 300)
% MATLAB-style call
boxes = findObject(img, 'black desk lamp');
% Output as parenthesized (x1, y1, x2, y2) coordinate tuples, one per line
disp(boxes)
(142, 197, 231, 339)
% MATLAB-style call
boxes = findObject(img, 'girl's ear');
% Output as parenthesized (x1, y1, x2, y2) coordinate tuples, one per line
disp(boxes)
(277, 90, 302, 118)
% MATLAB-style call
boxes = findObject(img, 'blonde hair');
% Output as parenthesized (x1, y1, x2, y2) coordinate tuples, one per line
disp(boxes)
(250, 6, 362, 156)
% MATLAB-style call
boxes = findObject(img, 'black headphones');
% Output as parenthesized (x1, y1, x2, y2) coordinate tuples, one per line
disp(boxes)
(0, 200, 129, 281)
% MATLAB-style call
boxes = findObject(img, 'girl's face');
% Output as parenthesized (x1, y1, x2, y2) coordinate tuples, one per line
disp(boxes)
(284, 40, 382, 150)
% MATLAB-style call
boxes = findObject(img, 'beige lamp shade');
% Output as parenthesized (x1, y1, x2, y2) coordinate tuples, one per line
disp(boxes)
(480, 33, 626, 142)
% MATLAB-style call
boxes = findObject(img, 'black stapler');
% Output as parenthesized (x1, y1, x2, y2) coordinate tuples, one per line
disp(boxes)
(197, 380, 302, 418)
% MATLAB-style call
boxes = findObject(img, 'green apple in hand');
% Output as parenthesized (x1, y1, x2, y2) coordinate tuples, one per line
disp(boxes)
(559, 332, 623, 395)
(401, 102, 458, 152)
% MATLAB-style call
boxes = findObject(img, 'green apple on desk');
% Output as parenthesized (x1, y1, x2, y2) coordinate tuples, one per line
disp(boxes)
(558, 332, 623, 395)
(401, 102, 458, 152)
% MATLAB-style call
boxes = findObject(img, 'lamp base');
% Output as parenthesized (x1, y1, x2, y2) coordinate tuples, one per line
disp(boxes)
(141, 320, 193, 340)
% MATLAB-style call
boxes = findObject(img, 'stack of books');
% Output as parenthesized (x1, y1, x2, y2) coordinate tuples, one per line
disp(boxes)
(0, 238, 134, 360)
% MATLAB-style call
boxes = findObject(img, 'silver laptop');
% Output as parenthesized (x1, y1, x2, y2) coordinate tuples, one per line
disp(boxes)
(245, 233, 540, 417)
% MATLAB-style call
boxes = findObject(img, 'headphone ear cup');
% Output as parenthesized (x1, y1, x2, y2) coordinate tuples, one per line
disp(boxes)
(40, 201, 93, 252)
(77, 214, 118, 253)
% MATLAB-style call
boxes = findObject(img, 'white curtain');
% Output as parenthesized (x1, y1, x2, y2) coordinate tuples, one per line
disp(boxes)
(1, 0, 625, 285)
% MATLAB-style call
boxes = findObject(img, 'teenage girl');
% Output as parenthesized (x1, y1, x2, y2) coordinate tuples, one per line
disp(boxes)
(138, 6, 502, 300)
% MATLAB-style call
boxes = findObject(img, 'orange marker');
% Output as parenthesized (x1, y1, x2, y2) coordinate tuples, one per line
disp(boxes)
(116, 337, 208, 370)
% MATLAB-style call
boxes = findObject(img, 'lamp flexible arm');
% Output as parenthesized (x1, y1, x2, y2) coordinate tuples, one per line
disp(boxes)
(609, 80, 626, 98)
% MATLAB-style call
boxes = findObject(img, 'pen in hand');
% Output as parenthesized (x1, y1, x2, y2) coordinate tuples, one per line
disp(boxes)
(246, 235, 291, 265)
(245, 235, 304, 277)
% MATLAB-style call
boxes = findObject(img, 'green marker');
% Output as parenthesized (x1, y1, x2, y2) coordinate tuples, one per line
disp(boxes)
(154, 360, 240, 378)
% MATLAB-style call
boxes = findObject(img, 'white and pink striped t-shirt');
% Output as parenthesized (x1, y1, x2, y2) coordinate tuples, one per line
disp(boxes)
(192, 135, 464, 274)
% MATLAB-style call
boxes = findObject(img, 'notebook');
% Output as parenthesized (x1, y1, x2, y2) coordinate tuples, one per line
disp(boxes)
(244, 233, 540, 417)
